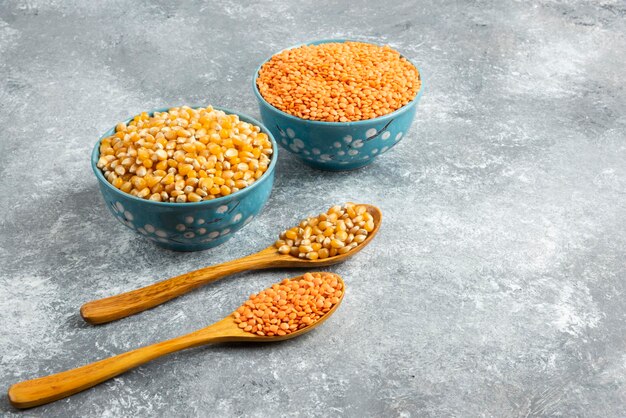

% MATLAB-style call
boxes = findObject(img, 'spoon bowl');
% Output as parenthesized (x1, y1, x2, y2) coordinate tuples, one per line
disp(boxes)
(9, 274, 344, 409)
(81, 203, 380, 324)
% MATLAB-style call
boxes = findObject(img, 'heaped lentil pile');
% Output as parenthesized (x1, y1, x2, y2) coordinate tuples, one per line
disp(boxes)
(256, 41, 420, 122)
(275, 203, 375, 259)
(97, 106, 273, 202)
(234, 272, 343, 336)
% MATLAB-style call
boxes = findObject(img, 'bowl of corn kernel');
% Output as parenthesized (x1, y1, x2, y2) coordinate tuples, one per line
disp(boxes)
(253, 39, 422, 171)
(92, 105, 277, 251)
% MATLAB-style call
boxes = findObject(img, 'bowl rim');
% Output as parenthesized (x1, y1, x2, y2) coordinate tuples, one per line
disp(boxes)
(91, 105, 278, 208)
(252, 38, 423, 127)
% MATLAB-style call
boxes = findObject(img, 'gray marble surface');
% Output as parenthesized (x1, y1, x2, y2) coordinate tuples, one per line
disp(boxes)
(1, 1, 625, 417)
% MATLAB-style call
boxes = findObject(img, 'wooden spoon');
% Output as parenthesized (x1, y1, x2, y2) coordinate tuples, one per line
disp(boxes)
(80, 203, 380, 324)
(9, 274, 344, 409)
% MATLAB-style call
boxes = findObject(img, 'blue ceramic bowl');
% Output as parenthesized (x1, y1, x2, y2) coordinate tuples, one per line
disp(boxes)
(91, 106, 278, 251)
(253, 39, 423, 171)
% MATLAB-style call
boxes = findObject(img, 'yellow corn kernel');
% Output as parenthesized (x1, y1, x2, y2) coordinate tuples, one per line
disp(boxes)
(155, 149, 168, 160)
(182, 143, 195, 153)
(120, 182, 132, 193)
(335, 230, 348, 241)
(330, 239, 344, 248)
(338, 246, 352, 254)
(114, 165, 126, 176)
(155, 160, 167, 171)
(161, 173, 175, 185)
(137, 148, 150, 160)
(199, 177, 214, 190)
(131, 177, 147, 190)
(177, 163, 192, 176)
(187, 192, 202, 202)
(112, 177, 124, 188)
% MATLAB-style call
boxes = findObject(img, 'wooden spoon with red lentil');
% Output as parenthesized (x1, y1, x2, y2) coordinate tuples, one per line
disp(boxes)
(9, 273, 344, 409)
(80, 203, 381, 325)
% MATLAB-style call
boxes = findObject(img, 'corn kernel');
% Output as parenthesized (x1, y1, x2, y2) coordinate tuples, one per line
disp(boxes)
(112, 177, 124, 188)
(187, 192, 202, 202)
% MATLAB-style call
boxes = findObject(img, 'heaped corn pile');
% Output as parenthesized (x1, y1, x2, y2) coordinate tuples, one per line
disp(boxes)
(275, 203, 375, 259)
(97, 106, 273, 202)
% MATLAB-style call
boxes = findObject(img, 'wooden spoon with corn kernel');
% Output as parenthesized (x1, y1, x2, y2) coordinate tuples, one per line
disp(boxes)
(80, 203, 380, 324)
(9, 273, 344, 409)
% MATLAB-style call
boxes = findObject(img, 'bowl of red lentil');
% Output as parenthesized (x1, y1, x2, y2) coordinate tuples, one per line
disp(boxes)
(253, 39, 422, 170)
(91, 105, 278, 251)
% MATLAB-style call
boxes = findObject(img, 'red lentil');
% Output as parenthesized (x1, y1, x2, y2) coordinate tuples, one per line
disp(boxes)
(233, 272, 344, 336)
(257, 41, 421, 122)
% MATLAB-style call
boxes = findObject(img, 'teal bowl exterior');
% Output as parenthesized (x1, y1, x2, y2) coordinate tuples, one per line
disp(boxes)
(91, 106, 277, 251)
(253, 39, 422, 171)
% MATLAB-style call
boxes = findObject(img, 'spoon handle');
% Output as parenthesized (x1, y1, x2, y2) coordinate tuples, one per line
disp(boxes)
(8, 329, 211, 409)
(80, 246, 280, 324)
